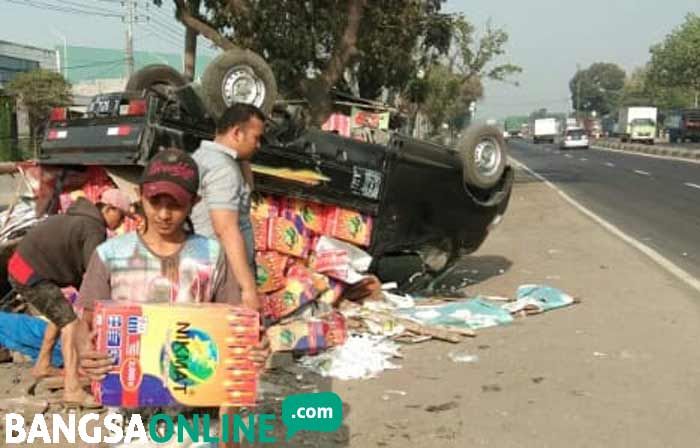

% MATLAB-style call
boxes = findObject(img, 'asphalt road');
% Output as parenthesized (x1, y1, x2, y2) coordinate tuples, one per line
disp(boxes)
(508, 138, 700, 279)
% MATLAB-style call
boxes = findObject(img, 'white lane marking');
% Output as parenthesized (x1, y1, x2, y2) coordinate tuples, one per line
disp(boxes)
(634, 170, 651, 176)
(509, 157, 700, 295)
(604, 162, 615, 167)
(684, 182, 700, 190)
(564, 154, 573, 158)
(579, 158, 588, 162)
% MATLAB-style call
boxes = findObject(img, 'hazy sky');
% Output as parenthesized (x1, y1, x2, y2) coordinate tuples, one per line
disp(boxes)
(1, 0, 698, 119)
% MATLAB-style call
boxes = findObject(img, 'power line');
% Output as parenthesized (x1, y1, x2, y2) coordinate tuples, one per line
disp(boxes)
(3, 0, 123, 17)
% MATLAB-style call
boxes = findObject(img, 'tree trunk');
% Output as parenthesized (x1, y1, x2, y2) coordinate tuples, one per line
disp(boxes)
(183, 0, 201, 81)
(304, 0, 367, 127)
(174, 0, 236, 51)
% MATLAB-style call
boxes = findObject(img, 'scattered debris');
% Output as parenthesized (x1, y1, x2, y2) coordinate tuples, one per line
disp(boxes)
(481, 384, 502, 393)
(531, 377, 545, 384)
(299, 335, 401, 380)
(502, 285, 575, 315)
(593, 352, 608, 358)
(425, 401, 459, 413)
(447, 352, 479, 363)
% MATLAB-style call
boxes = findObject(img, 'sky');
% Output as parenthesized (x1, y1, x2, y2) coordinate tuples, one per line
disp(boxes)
(0, 0, 698, 120)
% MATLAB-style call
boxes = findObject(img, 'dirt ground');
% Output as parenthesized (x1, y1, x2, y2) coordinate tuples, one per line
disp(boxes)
(2, 168, 700, 447)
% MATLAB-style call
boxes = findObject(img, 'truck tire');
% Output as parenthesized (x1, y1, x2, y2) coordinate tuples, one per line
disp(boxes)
(125, 64, 188, 95)
(457, 124, 507, 190)
(201, 49, 278, 118)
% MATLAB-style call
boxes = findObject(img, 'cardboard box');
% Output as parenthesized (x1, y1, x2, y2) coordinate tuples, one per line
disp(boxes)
(255, 251, 288, 293)
(252, 217, 269, 251)
(268, 312, 347, 353)
(282, 198, 327, 234)
(262, 265, 318, 320)
(251, 195, 281, 220)
(324, 206, 373, 247)
(268, 217, 311, 258)
(92, 301, 259, 408)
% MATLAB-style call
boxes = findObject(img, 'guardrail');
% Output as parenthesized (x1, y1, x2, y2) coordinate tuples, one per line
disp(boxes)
(593, 139, 700, 160)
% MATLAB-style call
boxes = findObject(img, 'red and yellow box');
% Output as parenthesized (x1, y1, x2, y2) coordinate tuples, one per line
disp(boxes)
(262, 265, 319, 320)
(282, 198, 327, 234)
(268, 312, 347, 353)
(324, 207, 373, 247)
(92, 301, 259, 408)
(251, 195, 281, 220)
(268, 217, 311, 258)
(255, 251, 288, 293)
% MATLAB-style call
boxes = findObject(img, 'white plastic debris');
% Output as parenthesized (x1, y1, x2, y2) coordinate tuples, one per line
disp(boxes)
(299, 334, 402, 380)
(448, 352, 479, 363)
(383, 291, 415, 309)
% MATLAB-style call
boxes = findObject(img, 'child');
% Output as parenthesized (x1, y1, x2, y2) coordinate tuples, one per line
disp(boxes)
(77, 149, 269, 423)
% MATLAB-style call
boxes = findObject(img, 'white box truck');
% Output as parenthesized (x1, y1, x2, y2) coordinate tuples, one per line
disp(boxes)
(532, 118, 558, 144)
(618, 107, 657, 144)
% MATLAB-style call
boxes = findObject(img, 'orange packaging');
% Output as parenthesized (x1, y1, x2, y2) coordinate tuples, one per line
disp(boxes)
(312, 273, 346, 305)
(251, 195, 281, 220)
(92, 301, 260, 408)
(282, 198, 327, 234)
(267, 217, 310, 258)
(252, 217, 269, 251)
(267, 312, 347, 353)
(255, 251, 288, 293)
(324, 206, 373, 247)
(262, 265, 318, 320)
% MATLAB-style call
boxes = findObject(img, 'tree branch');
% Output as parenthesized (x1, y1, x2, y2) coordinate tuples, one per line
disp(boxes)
(226, 0, 251, 16)
(318, 0, 367, 88)
(174, 0, 236, 50)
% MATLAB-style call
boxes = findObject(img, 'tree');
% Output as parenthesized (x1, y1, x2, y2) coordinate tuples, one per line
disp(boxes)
(569, 62, 626, 116)
(155, 0, 452, 124)
(419, 16, 521, 134)
(648, 13, 700, 108)
(6, 70, 72, 151)
(620, 66, 695, 110)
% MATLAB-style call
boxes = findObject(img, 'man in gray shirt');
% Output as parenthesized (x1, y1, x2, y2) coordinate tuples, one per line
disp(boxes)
(191, 103, 266, 311)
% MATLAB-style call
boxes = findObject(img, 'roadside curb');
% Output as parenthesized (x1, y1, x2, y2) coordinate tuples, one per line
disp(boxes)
(594, 139, 700, 161)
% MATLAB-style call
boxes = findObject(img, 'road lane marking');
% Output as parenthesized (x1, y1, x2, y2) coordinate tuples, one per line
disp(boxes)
(684, 182, 700, 190)
(564, 154, 573, 158)
(508, 156, 700, 294)
(591, 145, 700, 165)
(604, 162, 615, 167)
(579, 158, 588, 162)
(634, 170, 651, 176)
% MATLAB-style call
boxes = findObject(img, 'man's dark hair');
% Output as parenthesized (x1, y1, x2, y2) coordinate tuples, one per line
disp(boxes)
(216, 103, 266, 134)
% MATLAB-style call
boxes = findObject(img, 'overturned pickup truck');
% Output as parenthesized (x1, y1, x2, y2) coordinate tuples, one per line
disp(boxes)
(5, 49, 513, 291)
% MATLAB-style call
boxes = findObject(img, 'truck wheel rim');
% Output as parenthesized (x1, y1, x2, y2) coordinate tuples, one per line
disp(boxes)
(474, 138, 502, 178)
(221, 65, 266, 108)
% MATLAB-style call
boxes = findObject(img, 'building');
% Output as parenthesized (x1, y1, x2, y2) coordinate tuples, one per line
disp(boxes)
(57, 45, 213, 100)
(0, 40, 59, 160)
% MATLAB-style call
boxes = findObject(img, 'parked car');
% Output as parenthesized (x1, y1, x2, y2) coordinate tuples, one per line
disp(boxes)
(559, 127, 589, 149)
(3, 49, 513, 292)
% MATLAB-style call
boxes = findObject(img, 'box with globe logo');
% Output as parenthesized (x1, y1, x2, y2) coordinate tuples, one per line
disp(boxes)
(92, 301, 260, 408)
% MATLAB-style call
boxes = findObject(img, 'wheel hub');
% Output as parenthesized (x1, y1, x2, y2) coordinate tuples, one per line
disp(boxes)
(221, 66, 266, 108)
(474, 138, 502, 178)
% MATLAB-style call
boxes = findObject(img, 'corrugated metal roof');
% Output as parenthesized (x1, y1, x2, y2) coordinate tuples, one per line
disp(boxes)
(57, 46, 213, 83)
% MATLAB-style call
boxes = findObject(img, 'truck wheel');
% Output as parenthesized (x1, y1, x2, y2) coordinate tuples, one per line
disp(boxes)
(201, 49, 278, 118)
(125, 64, 188, 95)
(457, 124, 507, 190)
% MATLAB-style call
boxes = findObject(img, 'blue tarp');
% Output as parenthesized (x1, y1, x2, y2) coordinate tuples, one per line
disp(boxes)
(0, 312, 63, 366)
(398, 298, 514, 330)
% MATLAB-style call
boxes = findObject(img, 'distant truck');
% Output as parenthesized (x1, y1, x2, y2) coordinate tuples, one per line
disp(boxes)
(532, 118, 558, 144)
(504, 116, 528, 138)
(618, 107, 657, 144)
(665, 109, 700, 143)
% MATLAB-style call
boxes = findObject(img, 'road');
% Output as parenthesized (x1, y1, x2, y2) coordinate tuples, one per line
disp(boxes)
(508, 138, 700, 279)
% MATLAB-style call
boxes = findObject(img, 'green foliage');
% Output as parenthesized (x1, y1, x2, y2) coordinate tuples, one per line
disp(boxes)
(197, 0, 452, 100)
(648, 13, 700, 105)
(569, 62, 626, 116)
(421, 16, 521, 131)
(621, 66, 695, 110)
(6, 70, 72, 141)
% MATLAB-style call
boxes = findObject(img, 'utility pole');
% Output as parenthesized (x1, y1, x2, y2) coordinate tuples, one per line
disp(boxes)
(125, 0, 135, 78)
